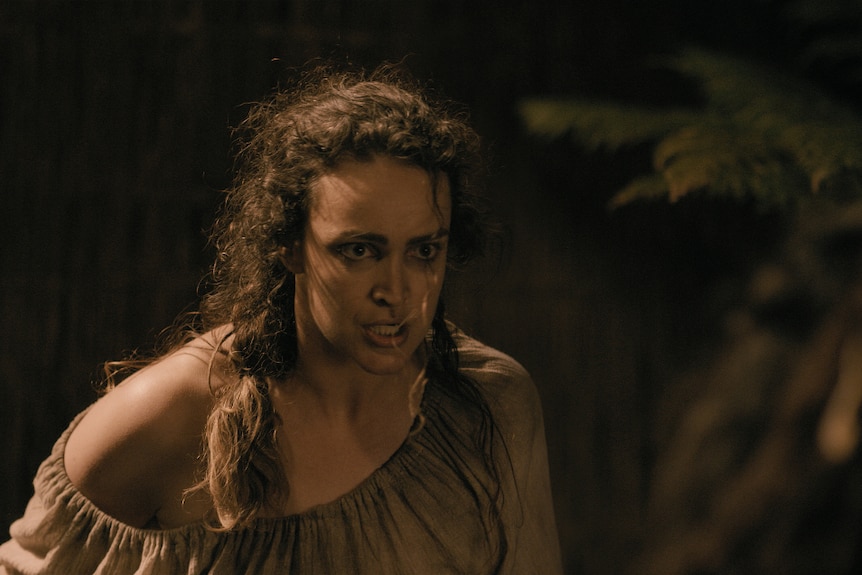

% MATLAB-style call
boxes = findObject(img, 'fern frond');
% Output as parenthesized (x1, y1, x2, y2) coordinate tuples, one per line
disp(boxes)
(519, 47, 862, 210)
(518, 98, 699, 151)
(610, 173, 669, 208)
(668, 49, 862, 194)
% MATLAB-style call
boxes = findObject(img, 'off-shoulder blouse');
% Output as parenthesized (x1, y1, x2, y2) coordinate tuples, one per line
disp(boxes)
(0, 334, 562, 574)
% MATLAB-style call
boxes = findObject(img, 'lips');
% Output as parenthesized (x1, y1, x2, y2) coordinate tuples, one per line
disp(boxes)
(363, 322, 409, 347)
(368, 324, 402, 336)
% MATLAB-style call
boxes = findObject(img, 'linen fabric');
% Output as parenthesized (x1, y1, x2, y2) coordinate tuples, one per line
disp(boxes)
(0, 333, 562, 574)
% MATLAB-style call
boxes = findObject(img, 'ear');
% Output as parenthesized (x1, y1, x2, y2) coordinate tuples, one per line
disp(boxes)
(278, 242, 304, 274)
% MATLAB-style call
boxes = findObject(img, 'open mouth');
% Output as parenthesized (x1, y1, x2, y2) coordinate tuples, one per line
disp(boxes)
(364, 322, 409, 348)
(367, 324, 403, 337)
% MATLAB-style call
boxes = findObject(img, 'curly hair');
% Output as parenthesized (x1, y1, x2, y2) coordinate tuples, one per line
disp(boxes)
(177, 64, 500, 531)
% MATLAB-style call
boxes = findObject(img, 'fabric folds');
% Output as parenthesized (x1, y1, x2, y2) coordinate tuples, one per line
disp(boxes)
(0, 334, 562, 575)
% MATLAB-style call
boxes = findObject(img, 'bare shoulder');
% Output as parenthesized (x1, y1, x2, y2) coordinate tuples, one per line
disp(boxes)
(64, 327, 235, 527)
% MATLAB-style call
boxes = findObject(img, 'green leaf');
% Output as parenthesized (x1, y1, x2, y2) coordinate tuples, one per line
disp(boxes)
(609, 174, 669, 208)
(519, 48, 862, 210)
(518, 99, 698, 151)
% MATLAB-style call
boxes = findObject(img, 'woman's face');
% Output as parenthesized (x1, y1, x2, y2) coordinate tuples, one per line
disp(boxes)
(289, 155, 451, 377)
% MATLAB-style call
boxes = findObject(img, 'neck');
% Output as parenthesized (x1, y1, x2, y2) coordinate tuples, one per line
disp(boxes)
(282, 304, 430, 420)
(272, 337, 427, 422)
(306, 363, 421, 416)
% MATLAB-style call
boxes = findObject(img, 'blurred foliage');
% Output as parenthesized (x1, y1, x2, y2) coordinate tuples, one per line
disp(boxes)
(784, 0, 862, 91)
(520, 48, 862, 210)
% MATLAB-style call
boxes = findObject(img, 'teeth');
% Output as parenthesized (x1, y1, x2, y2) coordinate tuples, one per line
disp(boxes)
(369, 324, 400, 336)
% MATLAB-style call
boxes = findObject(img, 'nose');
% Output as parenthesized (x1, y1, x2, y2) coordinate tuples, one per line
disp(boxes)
(371, 257, 408, 308)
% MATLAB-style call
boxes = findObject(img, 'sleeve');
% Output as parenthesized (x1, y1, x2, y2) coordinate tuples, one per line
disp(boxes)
(0, 411, 130, 575)
(0, 415, 92, 575)
(502, 382, 562, 575)
(0, 410, 194, 575)
(459, 337, 564, 574)
(496, 370, 564, 574)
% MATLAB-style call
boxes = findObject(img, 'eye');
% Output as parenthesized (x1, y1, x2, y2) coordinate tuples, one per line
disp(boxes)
(411, 243, 442, 262)
(337, 243, 379, 261)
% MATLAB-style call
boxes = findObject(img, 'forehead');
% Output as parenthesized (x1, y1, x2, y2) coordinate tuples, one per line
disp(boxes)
(308, 156, 452, 234)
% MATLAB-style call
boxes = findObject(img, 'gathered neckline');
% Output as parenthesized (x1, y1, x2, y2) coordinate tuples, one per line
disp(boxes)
(56, 379, 443, 536)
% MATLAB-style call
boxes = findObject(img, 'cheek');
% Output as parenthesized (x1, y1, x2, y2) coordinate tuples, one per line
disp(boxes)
(422, 267, 445, 296)
(426, 259, 447, 290)
(412, 265, 446, 311)
(302, 252, 358, 315)
(308, 271, 365, 313)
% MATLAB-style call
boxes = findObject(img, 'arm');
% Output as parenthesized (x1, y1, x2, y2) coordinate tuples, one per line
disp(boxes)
(457, 335, 564, 574)
(495, 372, 564, 574)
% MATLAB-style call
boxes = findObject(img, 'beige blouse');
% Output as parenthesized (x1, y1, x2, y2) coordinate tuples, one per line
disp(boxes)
(0, 334, 562, 574)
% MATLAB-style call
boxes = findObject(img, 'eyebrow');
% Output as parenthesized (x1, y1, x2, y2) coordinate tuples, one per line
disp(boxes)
(335, 228, 450, 246)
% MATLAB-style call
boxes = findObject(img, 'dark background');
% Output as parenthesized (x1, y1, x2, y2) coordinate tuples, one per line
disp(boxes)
(1, 1, 853, 573)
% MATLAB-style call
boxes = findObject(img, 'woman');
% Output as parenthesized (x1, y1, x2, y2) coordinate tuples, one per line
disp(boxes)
(0, 65, 562, 574)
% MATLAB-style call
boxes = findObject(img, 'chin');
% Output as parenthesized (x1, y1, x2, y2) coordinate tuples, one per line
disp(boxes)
(357, 348, 419, 376)
(359, 358, 412, 376)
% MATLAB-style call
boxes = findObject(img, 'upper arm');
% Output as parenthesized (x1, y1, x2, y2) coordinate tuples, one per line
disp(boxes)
(501, 379, 563, 573)
(64, 345, 219, 528)
(498, 375, 563, 574)
(464, 351, 564, 574)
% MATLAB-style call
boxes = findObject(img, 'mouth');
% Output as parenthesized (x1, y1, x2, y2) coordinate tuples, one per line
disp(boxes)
(368, 324, 402, 336)
(363, 322, 409, 347)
